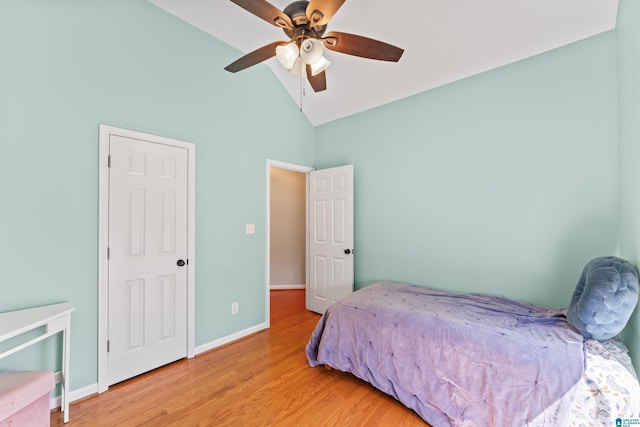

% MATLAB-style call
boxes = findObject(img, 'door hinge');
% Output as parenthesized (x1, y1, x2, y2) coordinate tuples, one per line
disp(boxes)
(107, 155, 111, 168)
(107, 340, 110, 353)
(107, 247, 110, 260)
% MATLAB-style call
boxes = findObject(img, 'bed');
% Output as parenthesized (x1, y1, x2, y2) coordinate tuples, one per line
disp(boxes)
(306, 257, 640, 426)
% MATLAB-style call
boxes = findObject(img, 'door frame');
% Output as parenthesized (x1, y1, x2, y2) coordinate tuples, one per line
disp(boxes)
(265, 159, 313, 327)
(98, 124, 196, 393)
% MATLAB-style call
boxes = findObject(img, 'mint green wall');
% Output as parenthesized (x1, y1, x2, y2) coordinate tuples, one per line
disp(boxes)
(618, 0, 640, 368)
(0, 1, 314, 390)
(315, 32, 619, 308)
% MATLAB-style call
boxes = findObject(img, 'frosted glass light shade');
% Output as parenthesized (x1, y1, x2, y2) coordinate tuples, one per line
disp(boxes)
(299, 39, 323, 65)
(309, 56, 330, 76)
(276, 43, 299, 70)
(288, 57, 305, 76)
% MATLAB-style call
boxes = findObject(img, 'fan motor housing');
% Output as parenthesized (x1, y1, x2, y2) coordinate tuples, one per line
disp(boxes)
(283, 1, 326, 38)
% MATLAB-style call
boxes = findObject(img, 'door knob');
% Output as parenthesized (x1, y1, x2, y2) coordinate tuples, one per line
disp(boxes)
(344, 249, 351, 255)
(177, 259, 186, 267)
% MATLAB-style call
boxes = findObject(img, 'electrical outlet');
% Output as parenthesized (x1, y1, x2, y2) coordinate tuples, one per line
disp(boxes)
(231, 302, 239, 314)
(245, 224, 255, 234)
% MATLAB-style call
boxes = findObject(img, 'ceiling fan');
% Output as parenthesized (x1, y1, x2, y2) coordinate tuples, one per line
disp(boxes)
(224, 0, 404, 92)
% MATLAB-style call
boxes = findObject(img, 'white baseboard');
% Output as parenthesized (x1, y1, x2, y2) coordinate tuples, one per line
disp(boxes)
(50, 379, 98, 410)
(195, 322, 268, 355)
(48, 324, 270, 412)
(270, 284, 305, 290)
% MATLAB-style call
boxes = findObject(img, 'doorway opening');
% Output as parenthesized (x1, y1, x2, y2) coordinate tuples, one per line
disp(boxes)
(266, 160, 313, 327)
(265, 160, 354, 322)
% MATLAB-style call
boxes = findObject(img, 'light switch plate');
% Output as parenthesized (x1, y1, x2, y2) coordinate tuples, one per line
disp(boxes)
(245, 224, 255, 234)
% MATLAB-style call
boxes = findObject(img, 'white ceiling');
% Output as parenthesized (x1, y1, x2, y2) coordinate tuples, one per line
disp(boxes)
(147, 0, 618, 126)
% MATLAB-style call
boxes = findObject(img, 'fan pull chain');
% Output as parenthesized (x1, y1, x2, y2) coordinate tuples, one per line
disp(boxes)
(299, 71, 305, 112)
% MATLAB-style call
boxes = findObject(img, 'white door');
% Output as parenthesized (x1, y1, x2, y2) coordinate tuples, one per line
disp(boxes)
(107, 135, 188, 385)
(308, 165, 354, 314)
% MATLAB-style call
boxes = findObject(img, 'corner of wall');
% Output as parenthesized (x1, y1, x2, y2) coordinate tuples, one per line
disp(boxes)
(616, 0, 640, 371)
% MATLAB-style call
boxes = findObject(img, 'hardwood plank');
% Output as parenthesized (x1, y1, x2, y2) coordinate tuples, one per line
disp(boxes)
(51, 290, 428, 426)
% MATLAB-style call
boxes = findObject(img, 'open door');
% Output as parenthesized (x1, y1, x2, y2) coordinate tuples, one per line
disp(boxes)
(308, 165, 354, 314)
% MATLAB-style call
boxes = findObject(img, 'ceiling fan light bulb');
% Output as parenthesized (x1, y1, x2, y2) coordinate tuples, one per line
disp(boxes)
(310, 56, 330, 76)
(299, 39, 323, 65)
(275, 43, 299, 70)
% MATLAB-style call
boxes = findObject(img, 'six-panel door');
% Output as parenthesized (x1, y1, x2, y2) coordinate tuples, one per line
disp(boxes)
(108, 135, 188, 385)
(308, 165, 354, 314)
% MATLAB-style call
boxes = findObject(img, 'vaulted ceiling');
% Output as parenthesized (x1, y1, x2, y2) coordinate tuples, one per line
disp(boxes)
(147, 0, 618, 126)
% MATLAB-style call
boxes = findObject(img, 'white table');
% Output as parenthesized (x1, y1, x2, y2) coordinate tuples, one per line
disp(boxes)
(0, 302, 74, 423)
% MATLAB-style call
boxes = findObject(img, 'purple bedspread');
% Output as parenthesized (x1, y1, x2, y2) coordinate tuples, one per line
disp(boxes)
(306, 281, 585, 426)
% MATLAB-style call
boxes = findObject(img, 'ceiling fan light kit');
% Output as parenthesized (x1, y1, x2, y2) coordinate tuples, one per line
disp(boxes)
(300, 39, 322, 64)
(309, 55, 330, 76)
(275, 43, 299, 69)
(225, 0, 404, 92)
(275, 38, 329, 77)
(289, 57, 305, 76)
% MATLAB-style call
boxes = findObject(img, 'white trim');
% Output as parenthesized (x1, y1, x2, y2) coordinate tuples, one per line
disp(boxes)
(305, 173, 310, 310)
(98, 124, 196, 394)
(194, 322, 268, 355)
(265, 160, 313, 328)
(267, 159, 314, 173)
(97, 126, 110, 393)
(49, 321, 266, 411)
(50, 382, 99, 411)
(270, 284, 306, 290)
(186, 142, 196, 359)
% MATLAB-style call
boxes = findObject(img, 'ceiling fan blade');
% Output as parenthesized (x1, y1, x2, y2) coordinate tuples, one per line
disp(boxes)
(224, 41, 287, 73)
(306, 65, 327, 92)
(322, 31, 404, 62)
(306, 0, 345, 28)
(230, 0, 292, 29)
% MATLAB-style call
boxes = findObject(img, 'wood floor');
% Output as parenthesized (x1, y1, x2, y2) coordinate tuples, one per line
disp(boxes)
(51, 290, 427, 426)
